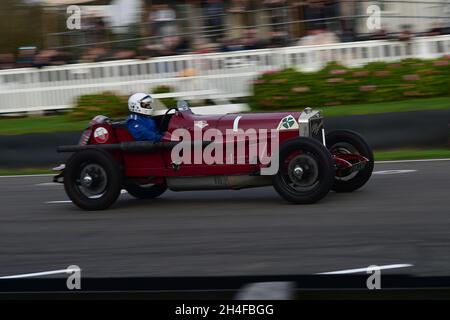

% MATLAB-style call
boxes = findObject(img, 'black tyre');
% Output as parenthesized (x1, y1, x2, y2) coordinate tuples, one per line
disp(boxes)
(124, 180, 167, 199)
(273, 137, 335, 204)
(326, 130, 374, 192)
(64, 149, 122, 210)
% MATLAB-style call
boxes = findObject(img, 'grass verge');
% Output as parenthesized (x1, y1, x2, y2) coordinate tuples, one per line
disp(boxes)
(320, 96, 450, 117)
(0, 168, 53, 176)
(263, 96, 450, 117)
(374, 149, 450, 161)
(0, 115, 87, 136)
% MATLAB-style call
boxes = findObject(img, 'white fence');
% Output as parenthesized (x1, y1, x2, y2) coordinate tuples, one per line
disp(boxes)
(0, 35, 449, 114)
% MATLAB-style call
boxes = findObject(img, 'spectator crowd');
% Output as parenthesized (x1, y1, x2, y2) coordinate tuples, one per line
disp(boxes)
(0, 0, 448, 70)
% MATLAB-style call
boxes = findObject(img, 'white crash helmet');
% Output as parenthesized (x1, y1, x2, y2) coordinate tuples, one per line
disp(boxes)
(128, 93, 154, 116)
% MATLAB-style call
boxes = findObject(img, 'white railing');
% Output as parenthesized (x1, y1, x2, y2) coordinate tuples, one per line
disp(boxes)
(0, 35, 448, 113)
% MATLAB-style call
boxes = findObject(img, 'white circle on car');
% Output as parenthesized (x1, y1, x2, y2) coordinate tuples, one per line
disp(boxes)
(93, 127, 109, 144)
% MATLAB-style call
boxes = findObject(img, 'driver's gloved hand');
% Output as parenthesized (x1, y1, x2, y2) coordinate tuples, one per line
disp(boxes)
(161, 132, 174, 141)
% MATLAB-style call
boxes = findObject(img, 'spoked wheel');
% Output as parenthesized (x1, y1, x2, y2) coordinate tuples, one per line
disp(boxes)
(124, 179, 167, 199)
(326, 130, 374, 192)
(64, 150, 122, 211)
(273, 138, 335, 204)
(77, 164, 108, 199)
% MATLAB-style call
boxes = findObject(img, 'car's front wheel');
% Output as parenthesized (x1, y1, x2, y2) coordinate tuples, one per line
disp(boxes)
(326, 130, 374, 192)
(273, 137, 335, 204)
(64, 149, 122, 211)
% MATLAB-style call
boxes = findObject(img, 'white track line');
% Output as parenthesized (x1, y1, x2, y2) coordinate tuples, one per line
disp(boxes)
(373, 169, 417, 175)
(0, 267, 80, 279)
(317, 264, 413, 275)
(0, 173, 54, 178)
(46, 200, 72, 204)
(375, 158, 450, 164)
(35, 182, 61, 186)
(45, 190, 128, 204)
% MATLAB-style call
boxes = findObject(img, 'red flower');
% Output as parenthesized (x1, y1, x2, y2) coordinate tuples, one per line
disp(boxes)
(359, 85, 377, 92)
(330, 69, 347, 75)
(327, 78, 344, 83)
(292, 86, 310, 93)
(403, 74, 421, 81)
(353, 71, 369, 77)
(433, 60, 449, 66)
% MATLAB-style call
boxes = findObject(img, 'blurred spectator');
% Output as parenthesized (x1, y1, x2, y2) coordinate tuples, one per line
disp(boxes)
(113, 49, 136, 60)
(0, 54, 15, 70)
(79, 47, 109, 63)
(78, 15, 106, 46)
(398, 24, 414, 42)
(16, 46, 37, 68)
(340, 25, 356, 43)
(241, 28, 267, 50)
(227, 0, 248, 39)
(298, 28, 339, 46)
(193, 38, 219, 54)
(149, 4, 178, 38)
(33, 49, 56, 68)
(264, 0, 288, 33)
(426, 22, 446, 36)
(264, 0, 291, 47)
(221, 38, 245, 52)
(303, 0, 326, 30)
(262, 0, 291, 47)
(203, 0, 225, 43)
(370, 27, 391, 41)
(269, 31, 290, 47)
(398, 24, 414, 55)
(1, 1, 448, 68)
(51, 50, 72, 66)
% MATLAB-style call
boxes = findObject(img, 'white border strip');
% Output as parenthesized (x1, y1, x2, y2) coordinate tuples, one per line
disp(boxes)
(0, 173, 54, 178)
(46, 200, 72, 204)
(375, 158, 450, 164)
(317, 264, 413, 275)
(0, 267, 79, 279)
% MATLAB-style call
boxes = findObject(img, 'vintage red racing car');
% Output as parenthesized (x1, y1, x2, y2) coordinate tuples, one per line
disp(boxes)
(54, 101, 374, 210)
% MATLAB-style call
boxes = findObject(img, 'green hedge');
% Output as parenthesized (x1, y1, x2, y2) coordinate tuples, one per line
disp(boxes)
(70, 92, 128, 121)
(248, 57, 450, 111)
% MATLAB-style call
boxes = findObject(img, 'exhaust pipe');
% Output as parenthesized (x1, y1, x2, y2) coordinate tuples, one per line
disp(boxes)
(166, 175, 272, 191)
(57, 140, 212, 153)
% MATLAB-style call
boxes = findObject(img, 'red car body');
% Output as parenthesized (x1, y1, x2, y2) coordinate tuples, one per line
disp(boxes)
(56, 104, 373, 210)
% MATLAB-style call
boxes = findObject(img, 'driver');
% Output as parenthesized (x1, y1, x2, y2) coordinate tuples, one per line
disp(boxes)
(126, 93, 162, 142)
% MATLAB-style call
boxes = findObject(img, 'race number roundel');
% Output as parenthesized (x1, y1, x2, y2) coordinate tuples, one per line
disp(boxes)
(93, 127, 109, 144)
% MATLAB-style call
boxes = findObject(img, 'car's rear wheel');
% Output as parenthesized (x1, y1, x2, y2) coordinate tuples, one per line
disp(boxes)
(326, 130, 374, 192)
(273, 138, 334, 204)
(64, 149, 122, 211)
(124, 179, 167, 199)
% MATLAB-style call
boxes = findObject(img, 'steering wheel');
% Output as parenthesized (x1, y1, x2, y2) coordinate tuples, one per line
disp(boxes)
(160, 107, 177, 132)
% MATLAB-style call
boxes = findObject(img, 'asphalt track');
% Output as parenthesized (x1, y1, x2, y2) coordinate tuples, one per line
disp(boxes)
(0, 160, 449, 278)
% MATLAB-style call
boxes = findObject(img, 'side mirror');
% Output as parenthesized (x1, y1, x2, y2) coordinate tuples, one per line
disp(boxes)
(177, 100, 189, 111)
